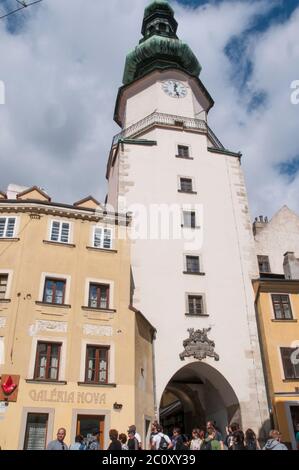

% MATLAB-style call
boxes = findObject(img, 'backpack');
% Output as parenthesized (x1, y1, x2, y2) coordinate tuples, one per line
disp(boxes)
(159, 435, 169, 451)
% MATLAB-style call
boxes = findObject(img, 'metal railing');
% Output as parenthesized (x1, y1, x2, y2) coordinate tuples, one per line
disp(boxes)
(112, 111, 224, 149)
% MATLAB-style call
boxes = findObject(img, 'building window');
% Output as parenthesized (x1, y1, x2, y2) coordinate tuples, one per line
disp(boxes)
(88, 283, 109, 309)
(23, 413, 49, 450)
(186, 256, 200, 273)
(272, 294, 293, 320)
(257, 255, 271, 273)
(43, 278, 66, 305)
(177, 145, 190, 158)
(0, 274, 8, 300)
(85, 345, 109, 384)
(188, 295, 204, 315)
(0, 217, 16, 238)
(183, 211, 196, 228)
(50, 220, 70, 244)
(180, 178, 193, 193)
(93, 227, 112, 250)
(281, 348, 299, 380)
(34, 342, 61, 381)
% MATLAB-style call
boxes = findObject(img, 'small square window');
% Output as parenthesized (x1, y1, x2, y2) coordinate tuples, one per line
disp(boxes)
(177, 145, 190, 158)
(257, 255, 271, 273)
(43, 278, 66, 305)
(180, 178, 193, 193)
(186, 256, 200, 273)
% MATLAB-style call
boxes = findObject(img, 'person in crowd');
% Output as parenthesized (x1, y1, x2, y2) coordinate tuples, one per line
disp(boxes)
(295, 423, 299, 450)
(231, 430, 245, 450)
(225, 423, 240, 450)
(128, 425, 142, 449)
(69, 434, 86, 450)
(119, 433, 129, 450)
(107, 429, 122, 450)
(127, 429, 139, 450)
(87, 429, 101, 450)
(244, 429, 261, 450)
(201, 427, 221, 450)
(189, 428, 204, 450)
(149, 421, 159, 449)
(263, 430, 288, 450)
(47, 427, 68, 450)
(151, 424, 172, 450)
(172, 427, 187, 450)
(206, 422, 224, 450)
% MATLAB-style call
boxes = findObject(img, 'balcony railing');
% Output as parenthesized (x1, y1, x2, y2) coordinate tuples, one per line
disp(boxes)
(112, 111, 224, 149)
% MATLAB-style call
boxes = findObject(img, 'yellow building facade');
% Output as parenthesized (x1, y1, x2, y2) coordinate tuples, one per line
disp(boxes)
(0, 186, 155, 450)
(253, 278, 299, 449)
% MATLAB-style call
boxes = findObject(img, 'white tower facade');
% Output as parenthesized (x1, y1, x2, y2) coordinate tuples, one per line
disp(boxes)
(107, 0, 269, 436)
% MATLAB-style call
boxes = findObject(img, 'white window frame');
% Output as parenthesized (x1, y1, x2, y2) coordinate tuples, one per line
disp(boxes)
(84, 278, 114, 310)
(38, 272, 71, 305)
(79, 339, 115, 383)
(28, 336, 67, 381)
(0, 269, 13, 300)
(0, 216, 18, 238)
(49, 219, 72, 244)
(92, 226, 113, 250)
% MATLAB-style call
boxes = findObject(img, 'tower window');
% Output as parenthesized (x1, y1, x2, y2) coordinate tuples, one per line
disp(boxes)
(183, 211, 196, 228)
(177, 145, 190, 159)
(180, 178, 193, 193)
(187, 295, 204, 316)
(257, 255, 271, 274)
(186, 256, 200, 273)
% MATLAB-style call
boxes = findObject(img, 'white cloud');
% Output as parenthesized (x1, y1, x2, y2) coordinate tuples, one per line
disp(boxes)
(0, 0, 298, 219)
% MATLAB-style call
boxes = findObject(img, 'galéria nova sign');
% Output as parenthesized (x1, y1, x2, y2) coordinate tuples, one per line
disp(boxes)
(29, 389, 106, 405)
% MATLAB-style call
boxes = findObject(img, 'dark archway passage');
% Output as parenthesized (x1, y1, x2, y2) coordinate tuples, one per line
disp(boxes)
(160, 362, 240, 437)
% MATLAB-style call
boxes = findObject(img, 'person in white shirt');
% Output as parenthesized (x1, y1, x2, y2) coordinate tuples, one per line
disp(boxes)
(151, 424, 172, 450)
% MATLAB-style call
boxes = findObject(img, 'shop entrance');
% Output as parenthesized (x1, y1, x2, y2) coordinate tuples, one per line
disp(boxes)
(76, 414, 105, 449)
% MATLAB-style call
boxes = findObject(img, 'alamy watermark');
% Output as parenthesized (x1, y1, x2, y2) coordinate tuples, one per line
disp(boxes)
(291, 80, 299, 105)
(291, 341, 299, 366)
(0, 80, 5, 105)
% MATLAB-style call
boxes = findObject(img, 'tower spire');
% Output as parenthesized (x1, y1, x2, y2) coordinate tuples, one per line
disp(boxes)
(123, 0, 201, 85)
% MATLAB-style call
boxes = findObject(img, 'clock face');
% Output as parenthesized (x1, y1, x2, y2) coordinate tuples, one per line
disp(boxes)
(162, 80, 187, 98)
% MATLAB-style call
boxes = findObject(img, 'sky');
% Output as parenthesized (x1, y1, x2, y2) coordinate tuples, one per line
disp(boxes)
(0, 0, 299, 219)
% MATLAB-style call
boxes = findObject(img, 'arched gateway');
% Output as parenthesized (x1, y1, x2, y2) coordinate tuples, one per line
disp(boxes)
(160, 362, 240, 436)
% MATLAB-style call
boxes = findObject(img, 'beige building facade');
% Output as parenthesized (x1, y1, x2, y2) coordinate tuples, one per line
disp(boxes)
(0, 186, 155, 450)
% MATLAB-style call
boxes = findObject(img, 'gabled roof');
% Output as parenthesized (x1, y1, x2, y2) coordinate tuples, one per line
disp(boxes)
(73, 196, 102, 210)
(16, 186, 51, 202)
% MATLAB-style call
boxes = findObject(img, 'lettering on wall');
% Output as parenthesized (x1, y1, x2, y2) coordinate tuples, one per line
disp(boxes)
(28, 389, 106, 405)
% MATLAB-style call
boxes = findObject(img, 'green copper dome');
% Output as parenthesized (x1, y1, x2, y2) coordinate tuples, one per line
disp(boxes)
(123, 0, 201, 85)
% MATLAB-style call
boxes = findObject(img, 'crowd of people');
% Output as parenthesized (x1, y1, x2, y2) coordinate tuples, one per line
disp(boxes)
(46, 421, 299, 451)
